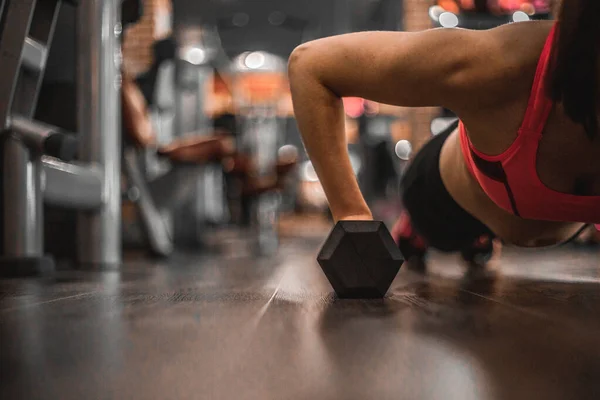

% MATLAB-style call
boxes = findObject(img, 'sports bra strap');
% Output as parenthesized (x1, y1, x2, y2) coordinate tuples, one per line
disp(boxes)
(519, 24, 557, 136)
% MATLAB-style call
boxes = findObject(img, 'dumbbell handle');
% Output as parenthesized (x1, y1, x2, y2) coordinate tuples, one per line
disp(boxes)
(9, 115, 78, 162)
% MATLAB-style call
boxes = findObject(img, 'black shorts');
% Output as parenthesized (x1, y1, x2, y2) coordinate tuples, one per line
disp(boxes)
(400, 121, 494, 252)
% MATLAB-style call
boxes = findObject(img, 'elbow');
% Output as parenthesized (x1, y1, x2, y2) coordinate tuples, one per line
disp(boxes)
(289, 41, 341, 99)
(288, 42, 317, 84)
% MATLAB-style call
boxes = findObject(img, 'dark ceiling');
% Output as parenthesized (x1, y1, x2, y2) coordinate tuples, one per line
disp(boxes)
(173, 0, 403, 58)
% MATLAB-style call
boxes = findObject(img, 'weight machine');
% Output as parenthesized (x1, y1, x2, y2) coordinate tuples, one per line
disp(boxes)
(0, 0, 122, 276)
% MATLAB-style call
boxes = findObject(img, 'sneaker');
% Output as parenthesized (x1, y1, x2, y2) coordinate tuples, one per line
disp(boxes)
(391, 211, 428, 261)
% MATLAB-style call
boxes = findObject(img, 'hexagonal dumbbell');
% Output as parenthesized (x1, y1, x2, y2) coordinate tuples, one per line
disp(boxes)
(317, 221, 404, 299)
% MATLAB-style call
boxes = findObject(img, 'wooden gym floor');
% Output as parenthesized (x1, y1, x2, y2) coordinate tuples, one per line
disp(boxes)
(2, 230, 600, 399)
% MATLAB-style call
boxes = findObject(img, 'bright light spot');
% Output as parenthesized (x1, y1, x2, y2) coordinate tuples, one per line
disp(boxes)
(237, 52, 249, 70)
(184, 47, 206, 65)
(244, 51, 266, 69)
(428, 5, 445, 22)
(512, 11, 530, 22)
(232, 13, 249, 27)
(431, 117, 457, 136)
(268, 11, 286, 26)
(439, 12, 459, 28)
(301, 161, 319, 182)
(395, 140, 412, 160)
(278, 145, 298, 161)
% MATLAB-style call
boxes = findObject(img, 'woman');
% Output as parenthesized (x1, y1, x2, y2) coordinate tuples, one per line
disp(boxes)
(288, 1, 600, 266)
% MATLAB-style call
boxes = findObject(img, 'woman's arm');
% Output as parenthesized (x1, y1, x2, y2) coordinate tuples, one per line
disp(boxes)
(288, 27, 508, 222)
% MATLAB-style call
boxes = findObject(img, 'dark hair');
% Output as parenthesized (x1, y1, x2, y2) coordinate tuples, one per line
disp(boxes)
(548, 0, 600, 139)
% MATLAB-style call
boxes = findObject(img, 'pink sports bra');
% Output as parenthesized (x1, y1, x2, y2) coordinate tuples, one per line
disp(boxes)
(459, 23, 600, 226)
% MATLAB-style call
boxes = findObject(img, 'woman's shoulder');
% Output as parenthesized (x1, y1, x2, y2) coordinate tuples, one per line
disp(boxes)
(465, 21, 554, 101)
(455, 21, 555, 109)
(456, 21, 557, 150)
(489, 21, 555, 70)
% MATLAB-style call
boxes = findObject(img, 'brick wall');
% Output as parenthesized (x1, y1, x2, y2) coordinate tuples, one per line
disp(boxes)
(122, 0, 172, 76)
(404, 0, 436, 31)
(402, 0, 439, 151)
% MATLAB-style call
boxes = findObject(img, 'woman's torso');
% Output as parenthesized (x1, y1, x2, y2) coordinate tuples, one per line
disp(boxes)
(439, 21, 600, 247)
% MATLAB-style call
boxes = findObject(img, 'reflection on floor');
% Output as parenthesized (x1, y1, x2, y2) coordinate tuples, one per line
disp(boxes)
(1, 237, 600, 400)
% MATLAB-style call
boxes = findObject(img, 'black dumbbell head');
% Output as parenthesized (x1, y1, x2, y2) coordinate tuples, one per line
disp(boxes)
(317, 221, 404, 299)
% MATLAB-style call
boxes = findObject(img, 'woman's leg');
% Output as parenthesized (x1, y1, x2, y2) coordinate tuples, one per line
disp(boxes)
(393, 122, 497, 269)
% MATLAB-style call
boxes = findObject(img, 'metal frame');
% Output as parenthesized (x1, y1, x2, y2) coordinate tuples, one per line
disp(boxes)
(0, 0, 122, 275)
(42, 157, 104, 210)
(230, 50, 287, 255)
(239, 105, 283, 255)
(124, 146, 229, 257)
(76, 0, 122, 265)
(123, 148, 173, 257)
(173, 59, 225, 246)
(147, 163, 204, 211)
(122, 54, 227, 257)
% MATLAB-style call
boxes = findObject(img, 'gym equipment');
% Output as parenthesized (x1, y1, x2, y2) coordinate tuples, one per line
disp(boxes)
(170, 44, 232, 247)
(238, 106, 285, 255)
(317, 220, 404, 299)
(0, 0, 122, 276)
(230, 52, 289, 255)
(136, 37, 176, 107)
(122, 68, 234, 256)
(121, 46, 297, 256)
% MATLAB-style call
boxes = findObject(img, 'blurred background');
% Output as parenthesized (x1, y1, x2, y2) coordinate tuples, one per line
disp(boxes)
(33, 0, 593, 265)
